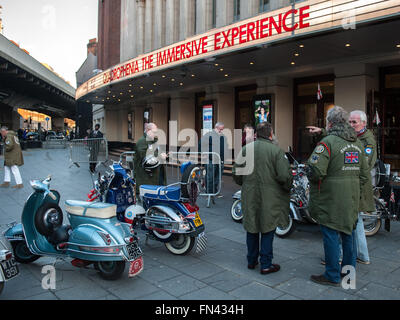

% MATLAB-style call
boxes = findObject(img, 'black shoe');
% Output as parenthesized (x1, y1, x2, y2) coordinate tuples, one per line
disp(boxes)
(260, 264, 280, 275)
(248, 262, 258, 269)
(310, 274, 340, 287)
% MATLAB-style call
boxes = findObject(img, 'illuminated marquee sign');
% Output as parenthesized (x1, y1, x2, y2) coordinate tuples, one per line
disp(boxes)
(76, 0, 400, 100)
(103, 6, 309, 84)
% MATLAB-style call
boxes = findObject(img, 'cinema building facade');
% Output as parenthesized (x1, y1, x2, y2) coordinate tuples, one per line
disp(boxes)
(76, 0, 400, 169)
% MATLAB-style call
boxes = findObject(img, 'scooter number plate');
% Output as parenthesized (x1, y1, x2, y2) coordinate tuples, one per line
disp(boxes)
(126, 241, 142, 261)
(194, 212, 203, 227)
(0, 258, 19, 280)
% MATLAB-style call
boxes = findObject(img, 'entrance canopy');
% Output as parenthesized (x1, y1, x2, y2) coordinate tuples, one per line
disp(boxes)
(77, 0, 400, 106)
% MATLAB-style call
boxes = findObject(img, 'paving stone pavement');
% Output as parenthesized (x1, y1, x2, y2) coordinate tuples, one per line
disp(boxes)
(0, 148, 399, 300)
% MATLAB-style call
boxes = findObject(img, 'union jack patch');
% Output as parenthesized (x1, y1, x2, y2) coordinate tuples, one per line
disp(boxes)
(344, 152, 359, 164)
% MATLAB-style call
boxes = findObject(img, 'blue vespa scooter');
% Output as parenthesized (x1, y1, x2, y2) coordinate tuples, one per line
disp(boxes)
(4, 176, 143, 280)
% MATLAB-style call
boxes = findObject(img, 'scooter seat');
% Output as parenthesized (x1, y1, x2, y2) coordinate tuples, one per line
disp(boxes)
(139, 185, 181, 201)
(65, 200, 117, 219)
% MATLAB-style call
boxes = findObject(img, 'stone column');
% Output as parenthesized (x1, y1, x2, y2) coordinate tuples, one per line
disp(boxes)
(166, 0, 180, 45)
(169, 93, 196, 149)
(144, 0, 154, 53)
(215, 0, 234, 28)
(120, 0, 137, 61)
(256, 76, 293, 151)
(153, 0, 166, 49)
(195, 0, 213, 34)
(136, 0, 145, 55)
(334, 63, 379, 114)
(240, 0, 258, 20)
(180, 0, 195, 40)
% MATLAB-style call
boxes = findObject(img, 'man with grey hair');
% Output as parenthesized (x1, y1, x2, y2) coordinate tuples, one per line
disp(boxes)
(133, 122, 167, 192)
(199, 122, 228, 197)
(306, 106, 369, 286)
(348, 109, 377, 265)
(0, 126, 24, 188)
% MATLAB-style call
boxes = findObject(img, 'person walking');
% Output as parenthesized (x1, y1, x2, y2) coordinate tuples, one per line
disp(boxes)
(307, 106, 369, 286)
(233, 122, 292, 274)
(89, 124, 103, 173)
(0, 126, 24, 189)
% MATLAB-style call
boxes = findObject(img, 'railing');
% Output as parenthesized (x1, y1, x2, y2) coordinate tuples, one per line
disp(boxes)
(69, 138, 108, 168)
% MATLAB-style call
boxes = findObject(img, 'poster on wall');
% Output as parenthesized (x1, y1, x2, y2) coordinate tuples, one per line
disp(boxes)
(202, 104, 213, 135)
(253, 95, 272, 126)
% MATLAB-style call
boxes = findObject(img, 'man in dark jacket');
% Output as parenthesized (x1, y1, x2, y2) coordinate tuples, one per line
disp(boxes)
(0, 127, 24, 188)
(307, 106, 369, 286)
(134, 123, 167, 193)
(89, 124, 103, 173)
(233, 122, 292, 274)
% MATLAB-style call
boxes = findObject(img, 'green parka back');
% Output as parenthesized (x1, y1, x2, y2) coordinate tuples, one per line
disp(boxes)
(307, 123, 369, 235)
(3, 130, 24, 167)
(232, 138, 293, 234)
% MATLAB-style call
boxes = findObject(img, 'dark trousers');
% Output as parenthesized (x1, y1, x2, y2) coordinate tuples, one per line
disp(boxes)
(246, 230, 275, 269)
(320, 225, 356, 283)
(89, 162, 96, 173)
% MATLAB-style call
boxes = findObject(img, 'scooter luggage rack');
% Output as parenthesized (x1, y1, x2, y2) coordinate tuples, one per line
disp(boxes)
(143, 215, 181, 233)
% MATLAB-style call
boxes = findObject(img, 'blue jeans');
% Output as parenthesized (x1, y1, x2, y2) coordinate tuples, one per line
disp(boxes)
(338, 213, 370, 262)
(246, 230, 274, 269)
(320, 225, 356, 283)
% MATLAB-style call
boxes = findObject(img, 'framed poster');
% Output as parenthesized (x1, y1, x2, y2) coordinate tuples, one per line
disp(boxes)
(253, 95, 272, 126)
(201, 100, 216, 135)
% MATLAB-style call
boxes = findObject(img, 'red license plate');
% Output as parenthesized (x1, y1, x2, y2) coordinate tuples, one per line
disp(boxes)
(128, 256, 143, 278)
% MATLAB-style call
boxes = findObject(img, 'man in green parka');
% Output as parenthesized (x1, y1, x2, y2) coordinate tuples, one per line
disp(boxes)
(233, 122, 292, 274)
(307, 107, 369, 287)
(1, 127, 24, 188)
(134, 123, 167, 194)
(308, 109, 376, 265)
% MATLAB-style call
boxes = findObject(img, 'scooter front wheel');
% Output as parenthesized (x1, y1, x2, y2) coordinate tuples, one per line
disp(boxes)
(165, 234, 195, 255)
(12, 241, 40, 264)
(95, 261, 126, 280)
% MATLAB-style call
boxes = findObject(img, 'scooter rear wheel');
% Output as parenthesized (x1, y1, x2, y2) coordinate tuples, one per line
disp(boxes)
(231, 200, 243, 223)
(12, 241, 40, 264)
(95, 261, 126, 280)
(275, 214, 296, 238)
(165, 234, 195, 255)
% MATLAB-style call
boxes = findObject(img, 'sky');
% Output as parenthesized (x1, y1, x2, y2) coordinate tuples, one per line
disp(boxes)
(1, 0, 98, 88)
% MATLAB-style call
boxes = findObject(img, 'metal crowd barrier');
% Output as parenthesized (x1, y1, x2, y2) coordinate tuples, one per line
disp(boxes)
(43, 138, 67, 149)
(168, 151, 222, 208)
(117, 150, 222, 208)
(69, 138, 108, 168)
